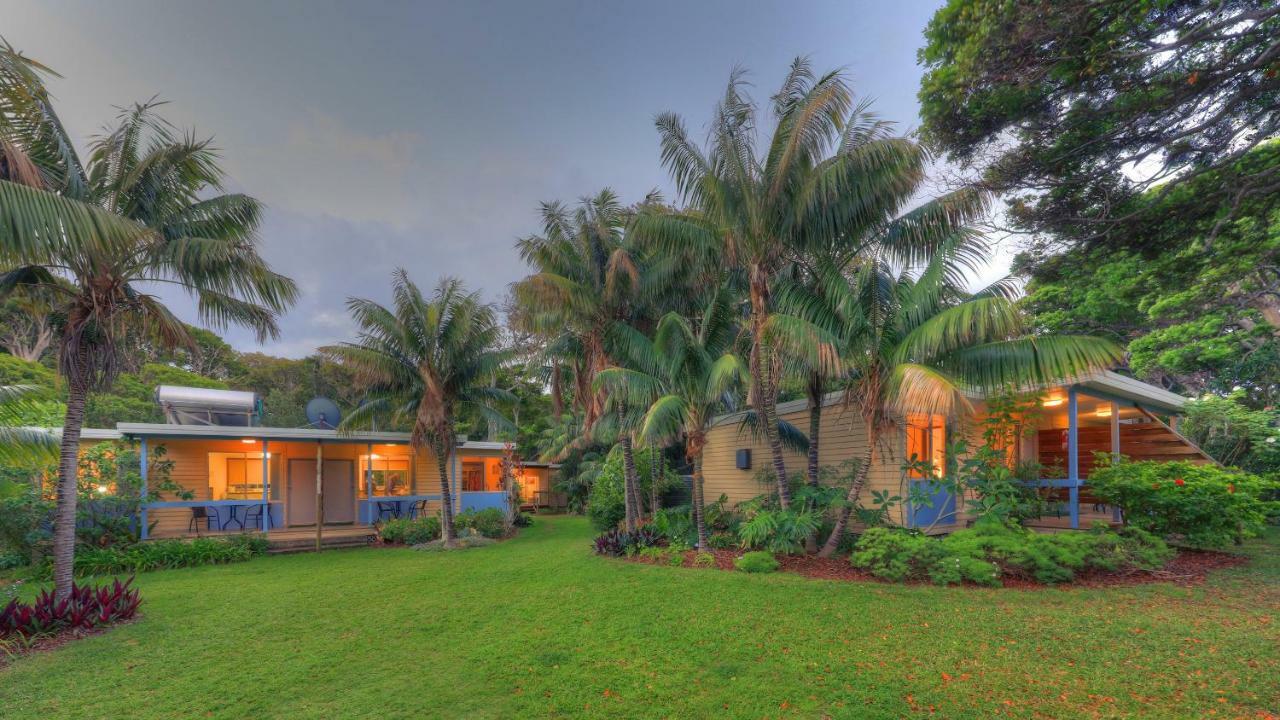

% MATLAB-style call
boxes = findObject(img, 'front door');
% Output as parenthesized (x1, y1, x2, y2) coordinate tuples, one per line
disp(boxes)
(287, 459, 356, 526)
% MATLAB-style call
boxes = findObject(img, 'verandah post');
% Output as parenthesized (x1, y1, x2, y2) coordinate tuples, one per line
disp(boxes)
(1067, 387, 1079, 529)
(365, 442, 373, 525)
(1110, 401, 1122, 523)
(261, 440, 270, 533)
(139, 437, 148, 541)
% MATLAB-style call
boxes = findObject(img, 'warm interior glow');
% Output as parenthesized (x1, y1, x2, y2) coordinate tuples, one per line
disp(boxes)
(1096, 405, 1112, 417)
(1042, 396, 1065, 407)
(241, 438, 256, 444)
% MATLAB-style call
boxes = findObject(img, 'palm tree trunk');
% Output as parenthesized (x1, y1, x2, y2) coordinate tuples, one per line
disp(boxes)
(691, 452, 709, 551)
(649, 445, 660, 517)
(434, 438, 457, 545)
(806, 375, 823, 487)
(818, 433, 875, 558)
(52, 372, 88, 601)
(748, 270, 790, 509)
(620, 434, 640, 532)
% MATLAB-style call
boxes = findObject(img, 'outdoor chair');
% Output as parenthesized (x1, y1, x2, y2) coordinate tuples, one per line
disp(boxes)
(409, 499, 430, 519)
(244, 503, 271, 531)
(376, 500, 402, 521)
(188, 505, 220, 535)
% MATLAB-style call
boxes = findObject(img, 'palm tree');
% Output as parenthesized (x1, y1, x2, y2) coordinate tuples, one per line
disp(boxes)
(325, 272, 511, 545)
(0, 46, 297, 599)
(512, 189, 691, 531)
(632, 58, 982, 509)
(597, 286, 746, 550)
(807, 248, 1122, 556)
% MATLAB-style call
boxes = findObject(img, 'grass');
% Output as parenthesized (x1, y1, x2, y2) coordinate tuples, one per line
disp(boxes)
(2, 516, 1277, 719)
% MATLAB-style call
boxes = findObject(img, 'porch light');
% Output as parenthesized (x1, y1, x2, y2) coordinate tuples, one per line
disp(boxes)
(96, 484, 109, 494)
(1042, 395, 1065, 407)
(1095, 405, 1112, 418)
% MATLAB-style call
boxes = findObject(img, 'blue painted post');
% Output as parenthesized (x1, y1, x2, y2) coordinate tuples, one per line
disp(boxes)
(139, 438, 149, 540)
(261, 440, 270, 532)
(451, 445, 460, 516)
(365, 442, 374, 525)
(1067, 387, 1079, 529)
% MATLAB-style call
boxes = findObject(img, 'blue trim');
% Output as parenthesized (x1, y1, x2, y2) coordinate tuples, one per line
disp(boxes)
(906, 480, 955, 529)
(358, 494, 442, 524)
(1021, 478, 1084, 488)
(1067, 387, 1079, 529)
(460, 491, 507, 513)
(139, 438, 148, 540)
(260, 440, 270, 534)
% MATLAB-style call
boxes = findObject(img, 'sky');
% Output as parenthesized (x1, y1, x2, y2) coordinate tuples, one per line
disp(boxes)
(3, 0, 1011, 357)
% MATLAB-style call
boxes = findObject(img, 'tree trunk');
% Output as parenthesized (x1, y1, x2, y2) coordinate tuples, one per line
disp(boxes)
(620, 434, 639, 532)
(691, 452, 709, 551)
(748, 270, 790, 509)
(649, 445, 660, 517)
(435, 438, 457, 545)
(52, 373, 88, 601)
(818, 434, 875, 558)
(806, 375, 823, 487)
(804, 377, 823, 553)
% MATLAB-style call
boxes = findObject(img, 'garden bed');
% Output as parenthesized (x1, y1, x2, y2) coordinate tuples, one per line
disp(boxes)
(623, 546, 1248, 589)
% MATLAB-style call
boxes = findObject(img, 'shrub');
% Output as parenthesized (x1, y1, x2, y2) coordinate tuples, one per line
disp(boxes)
(455, 508, 507, 539)
(0, 496, 52, 564)
(379, 516, 442, 545)
(1089, 460, 1277, 548)
(414, 535, 497, 551)
(852, 520, 1173, 586)
(511, 511, 533, 528)
(0, 576, 141, 639)
(592, 527, 663, 557)
(33, 535, 269, 578)
(734, 551, 780, 574)
(692, 552, 716, 568)
(707, 532, 737, 550)
(737, 508, 821, 554)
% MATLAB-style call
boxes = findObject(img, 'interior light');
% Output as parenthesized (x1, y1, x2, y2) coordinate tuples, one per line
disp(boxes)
(1042, 396, 1065, 407)
(370, 453, 381, 459)
(96, 484, 109, 494)
(241, 438, 256, 444)
(1096, 405, 1112, 417)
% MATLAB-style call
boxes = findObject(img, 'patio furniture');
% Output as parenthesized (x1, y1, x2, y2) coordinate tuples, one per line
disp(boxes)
(222, 504, 246, 530)
(243, 503, 271, 531)
(188, 506, 219, 535)
(376, 500, 402, 521)
(409, 499, 430, 519)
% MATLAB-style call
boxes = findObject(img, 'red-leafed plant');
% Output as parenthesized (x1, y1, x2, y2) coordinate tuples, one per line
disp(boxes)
(1, 576, 140, 639)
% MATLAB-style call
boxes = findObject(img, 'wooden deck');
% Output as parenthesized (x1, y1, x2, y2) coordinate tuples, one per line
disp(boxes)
(151, 524, 378, 553)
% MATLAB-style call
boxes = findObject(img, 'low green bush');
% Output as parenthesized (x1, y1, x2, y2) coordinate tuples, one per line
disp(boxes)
(379, 516, 442, 545)
(455, 508, 506, 539)
(1089, 460, 1277, 548)
(851, 520, 1173, 586)
(737, 508, 820, 554)
(33, 535, 271, 578)
(692, 552, 716, 568)
(734, 551, 780, 574)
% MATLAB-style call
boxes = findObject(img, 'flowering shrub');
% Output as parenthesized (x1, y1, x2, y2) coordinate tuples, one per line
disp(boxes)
(1088, 460, 1277, 548)
(1, 577, 141, 640)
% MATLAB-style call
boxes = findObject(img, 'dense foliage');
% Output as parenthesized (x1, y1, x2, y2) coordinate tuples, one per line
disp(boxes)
(919, 0, 1280, 242)
(585, 444, 678, 531)
(733, 551, 780, 574)
(1088, 461, 1277, 549)
(852, 520, 1172, 586)
(33, 535, 269, 578)
(591, 526, 662, 558)
(1182, 393, 1280, 474)
(378, 516, 442, 545)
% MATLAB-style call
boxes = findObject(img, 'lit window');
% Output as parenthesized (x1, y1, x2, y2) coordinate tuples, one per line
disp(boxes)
(359, 454, 411, 497)
(905, 414, 946, 478)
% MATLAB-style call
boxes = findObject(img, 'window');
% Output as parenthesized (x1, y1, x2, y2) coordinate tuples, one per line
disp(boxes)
(359, 454, 411, 497)
(905, 414, 946, 478)
(208, 453, 281, 500)
(461, 461, 485, 492)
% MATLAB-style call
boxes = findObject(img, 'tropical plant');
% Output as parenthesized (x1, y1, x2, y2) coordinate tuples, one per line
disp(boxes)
(596, 286, 746, 549)
(0, 47, 297, 600)
(325, 271, 511, 545)
(633, 58, 986, 510)
(378, 516, 442, 545)
(801, 245, 1123, 556)
(0, 384, 56, 466)
(1088, 460, 1278, 549)
(1, 576, 141, 640)
(733, 550, 780, 574)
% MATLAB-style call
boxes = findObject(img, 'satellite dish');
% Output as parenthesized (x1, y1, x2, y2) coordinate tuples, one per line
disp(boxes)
(305, 397, 342, 429)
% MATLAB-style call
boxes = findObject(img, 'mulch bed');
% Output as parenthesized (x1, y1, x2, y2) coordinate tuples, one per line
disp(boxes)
(623, 546, 1248, 590)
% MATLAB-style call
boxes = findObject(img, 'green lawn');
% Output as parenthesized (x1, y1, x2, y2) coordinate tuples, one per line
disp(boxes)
(3, 516, 1277, 719)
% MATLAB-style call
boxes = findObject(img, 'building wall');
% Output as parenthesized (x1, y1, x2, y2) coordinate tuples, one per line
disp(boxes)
(701, 401, 906, 519)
